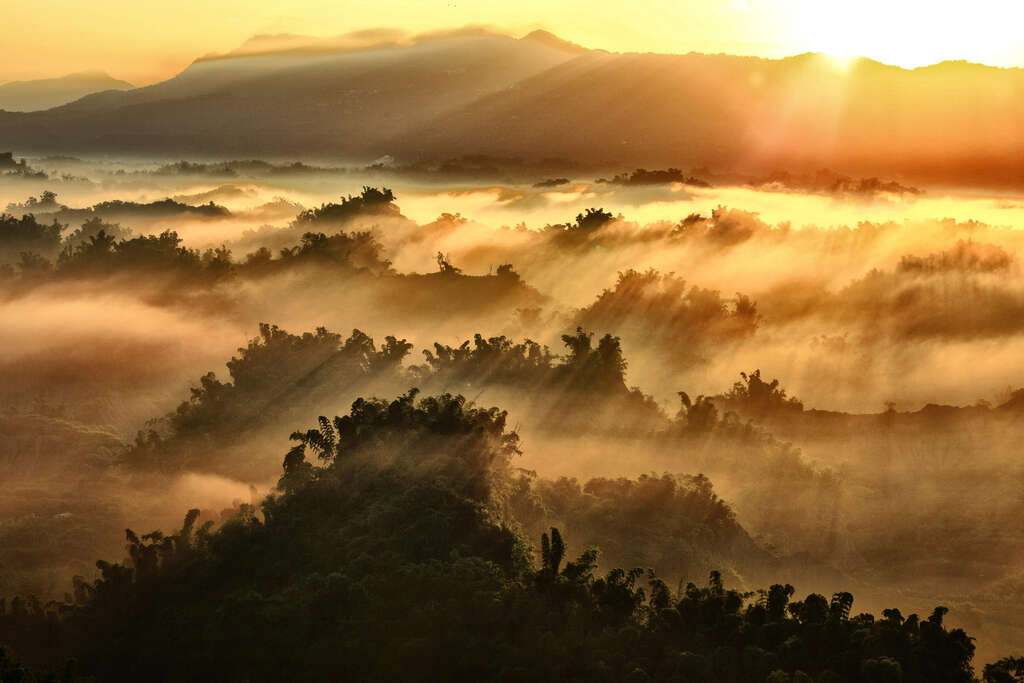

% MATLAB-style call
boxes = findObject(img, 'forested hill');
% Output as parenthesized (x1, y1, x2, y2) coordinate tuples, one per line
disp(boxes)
(4, 183, 1024, 679)
(0, 389, 990, 682)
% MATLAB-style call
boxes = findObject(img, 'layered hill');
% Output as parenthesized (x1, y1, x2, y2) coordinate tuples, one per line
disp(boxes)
(402, 51, 1024, 185)
(1, 31, 1023, 185)
(0, 70, 133, 112)
(0, 31, 579, 159)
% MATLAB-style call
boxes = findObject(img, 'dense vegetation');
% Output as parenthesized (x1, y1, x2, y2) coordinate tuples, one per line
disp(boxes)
(128, 324, 412, 476)
(0, 188, 540, 321)
(4, 179, 1024, 680)
(575, 269, 759, 368)
(294, 186, 399, 225)
(0, 216, 389, 281)
(109, 318, 843, 575)
(0, 391, 987, 682)
(603, 167, 711, 187)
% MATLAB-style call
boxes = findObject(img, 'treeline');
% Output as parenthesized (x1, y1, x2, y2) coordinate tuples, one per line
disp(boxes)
(575, 269, 759, 367)
(4, 190, 229, 229)
(125, 324, 663, 476)
(600, 167, 711, 187)
(0, 218, 391, 283)
(139, 318, 1024, 594)
(0, 217, 234, 282)
(1, 187, 766, 365)
(0, 153, 47, 180)
(114, 321, 839, 580)
(11, 182, 1009, 352)
(0, 187, 505, 284)
(0, 389, 1001, 682)
(127, 322, 804, 477)
(152, 159, 331, 177)
(129, 324, 412, 476)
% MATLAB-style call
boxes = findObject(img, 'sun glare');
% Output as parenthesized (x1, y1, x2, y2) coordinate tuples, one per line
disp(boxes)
(788, 0, 1024, 68)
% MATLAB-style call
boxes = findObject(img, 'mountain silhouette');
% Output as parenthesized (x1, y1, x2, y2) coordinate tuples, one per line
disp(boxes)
(0, 32, 578, 158)
(1, 32, 1023, 186)
(0, 70, 133, 112)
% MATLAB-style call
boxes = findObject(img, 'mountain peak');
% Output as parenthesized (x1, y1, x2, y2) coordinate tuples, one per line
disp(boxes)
(65, 69, 117, 80)
(521, 29, 588, 54)
(0, 71, 133, 112)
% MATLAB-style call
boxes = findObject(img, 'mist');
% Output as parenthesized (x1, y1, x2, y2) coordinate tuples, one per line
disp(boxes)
(4, 152, 1024, 676)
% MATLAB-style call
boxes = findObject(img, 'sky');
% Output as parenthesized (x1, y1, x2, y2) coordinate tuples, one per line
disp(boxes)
(3, 0, 1024, 86)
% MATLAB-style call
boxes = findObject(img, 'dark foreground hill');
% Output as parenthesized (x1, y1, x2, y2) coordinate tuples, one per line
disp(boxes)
(0, 390, 988, 682)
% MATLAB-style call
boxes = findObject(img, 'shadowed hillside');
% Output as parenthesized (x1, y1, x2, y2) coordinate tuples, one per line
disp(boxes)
(3, 35, 1024, 186)
(0, 32, 578, 159)
(0, 71, 133, 112)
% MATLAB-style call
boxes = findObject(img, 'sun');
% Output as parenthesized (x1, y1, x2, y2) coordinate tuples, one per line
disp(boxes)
(784, 0, 1024, 68)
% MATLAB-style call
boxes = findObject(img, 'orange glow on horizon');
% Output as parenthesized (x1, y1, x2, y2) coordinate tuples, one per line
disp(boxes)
(2, 0, 1024, 87)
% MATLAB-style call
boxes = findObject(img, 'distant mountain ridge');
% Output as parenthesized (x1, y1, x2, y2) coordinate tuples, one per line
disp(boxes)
(0, 70, 133, 112)
(1, 31, 1023, 186)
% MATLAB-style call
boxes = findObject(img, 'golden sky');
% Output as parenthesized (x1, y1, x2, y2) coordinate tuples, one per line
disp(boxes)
(3, 0, 1023, 86)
